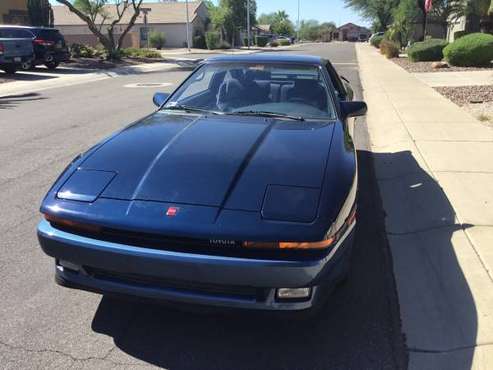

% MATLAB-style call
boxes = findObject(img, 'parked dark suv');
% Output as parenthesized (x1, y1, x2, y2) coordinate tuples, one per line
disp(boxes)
(30, 27, 70, 69)
(0, 26, 70, 70)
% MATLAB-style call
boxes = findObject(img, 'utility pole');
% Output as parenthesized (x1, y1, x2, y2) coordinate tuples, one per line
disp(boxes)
(141, 8, 152, 48)
(297, 0, 300, 42)
(247, 0, 251, 48)
(185, 0, 191, 51)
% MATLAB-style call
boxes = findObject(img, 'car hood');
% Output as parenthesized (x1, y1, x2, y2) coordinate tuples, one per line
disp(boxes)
(66, 112, 335, 212)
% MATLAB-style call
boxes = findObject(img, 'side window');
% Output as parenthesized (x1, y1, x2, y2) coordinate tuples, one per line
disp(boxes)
(325, 62, 347, 100)
(14, 29, 34, 38)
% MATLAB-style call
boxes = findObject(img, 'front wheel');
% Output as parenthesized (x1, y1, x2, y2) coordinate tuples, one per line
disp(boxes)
(45, 61, 59, 70)
(21, 61, 33, 70)
(1, 65, 17, 75)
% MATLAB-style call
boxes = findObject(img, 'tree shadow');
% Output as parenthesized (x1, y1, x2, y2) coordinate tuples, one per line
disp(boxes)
(0, 92, 47, 109)
(90, 149, 416, 369)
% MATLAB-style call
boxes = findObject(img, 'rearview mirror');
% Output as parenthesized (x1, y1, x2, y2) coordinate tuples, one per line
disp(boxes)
(340, 101, 367, 118)
(153, 92, 170, 107)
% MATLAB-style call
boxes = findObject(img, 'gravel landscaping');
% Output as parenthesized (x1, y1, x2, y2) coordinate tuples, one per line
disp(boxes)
(435, 85, 493, 125)
(393, 56, 493, 73)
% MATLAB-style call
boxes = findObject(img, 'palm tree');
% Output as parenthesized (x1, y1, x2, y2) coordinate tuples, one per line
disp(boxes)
(274, 10, 289, 23)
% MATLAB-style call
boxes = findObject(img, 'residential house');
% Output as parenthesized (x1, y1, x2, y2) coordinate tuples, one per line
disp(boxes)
(52, 1, 209, 48)
(333, 23, 371, 42)
(0, 0, 29, 25)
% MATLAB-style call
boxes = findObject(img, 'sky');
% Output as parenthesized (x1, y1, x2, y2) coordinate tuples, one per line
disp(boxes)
(49, 0, 369, 28)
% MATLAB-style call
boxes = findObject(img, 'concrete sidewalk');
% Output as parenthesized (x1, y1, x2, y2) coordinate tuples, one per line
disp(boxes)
(356, 43, 493, 370)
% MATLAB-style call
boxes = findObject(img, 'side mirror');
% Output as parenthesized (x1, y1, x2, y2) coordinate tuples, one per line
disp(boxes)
(340, 101, 367, 118)
(153, 92, 170, 107)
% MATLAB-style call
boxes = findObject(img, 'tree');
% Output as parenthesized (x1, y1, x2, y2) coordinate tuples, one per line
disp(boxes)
(56, 0, 144, 59)
(257, 12, 276, 24)
(220, 0, 257, 45)
(344, 0, 400, 31)
(28, 0, 54, 27)
(270, 10, 295, 36)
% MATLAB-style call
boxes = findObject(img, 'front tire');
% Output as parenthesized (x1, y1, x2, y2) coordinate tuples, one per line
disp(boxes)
(45, 61, 59, 70)
(2, 65, 17, 75)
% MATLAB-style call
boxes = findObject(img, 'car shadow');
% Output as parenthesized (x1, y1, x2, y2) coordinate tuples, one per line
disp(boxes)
(0, 71, 57, 81)
(0, 92, 46, 109)
(90, 149, 476, 369)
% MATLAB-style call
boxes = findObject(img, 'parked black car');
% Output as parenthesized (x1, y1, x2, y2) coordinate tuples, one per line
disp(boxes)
(0, 26, 70, 70)
(30, 27, 70, 70)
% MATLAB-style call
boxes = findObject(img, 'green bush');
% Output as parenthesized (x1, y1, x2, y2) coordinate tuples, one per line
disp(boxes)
(149, 31, 166, 50)
(70, 43, 100, 58)
(453, 30, 468, 40)
(407, 38, 448, 62)
(120, 48, 162, 59)
(255, 35, 268, 47)
(444, 33, 493, 67)
(278, 38, 290, 46)
(370, 35, 384, 48)
(217, 40, 231, 49)
(205, 31, 220, 50)
(193, 35, 206, 49)
(270, 40, 279, 47)
(380, 40, 400, 58)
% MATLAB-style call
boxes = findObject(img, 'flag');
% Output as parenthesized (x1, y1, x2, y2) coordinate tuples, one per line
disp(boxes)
(425, 0, 433, 13)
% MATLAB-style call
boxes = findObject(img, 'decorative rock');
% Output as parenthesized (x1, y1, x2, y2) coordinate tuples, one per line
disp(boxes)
(432, 61, 449, 69)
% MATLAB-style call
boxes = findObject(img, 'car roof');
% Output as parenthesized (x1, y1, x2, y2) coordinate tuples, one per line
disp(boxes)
(0, 25, 59, 31)
(205, 54, 324, 66)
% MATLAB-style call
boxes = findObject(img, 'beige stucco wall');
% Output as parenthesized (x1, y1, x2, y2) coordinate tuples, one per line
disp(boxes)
(0, 0, 29, 25)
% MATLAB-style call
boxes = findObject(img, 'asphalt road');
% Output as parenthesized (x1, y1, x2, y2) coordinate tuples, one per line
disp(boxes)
(0, 43, 407, 369)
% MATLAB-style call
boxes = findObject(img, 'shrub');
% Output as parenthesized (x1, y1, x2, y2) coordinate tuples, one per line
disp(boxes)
(407, 38, 448, 62)
(277, 38, 290, 46)
(193, 35, 206, 49)
(370, 35, 384, 48)
(380, 40, 400, 58)
(255, 35, 268, 47)
(70, 43, 100, 58)
(217, 40, 231, 49)
(444, 33, 493, 67)
(205, 31, 220, 49)
(453, 30, 468, 40)
(121, 48, 162, 59)
(149, 31, 166, 49)
(270, 40, 279, 47)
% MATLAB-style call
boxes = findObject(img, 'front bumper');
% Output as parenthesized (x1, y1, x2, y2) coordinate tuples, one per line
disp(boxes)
(37, 219, 354, 311)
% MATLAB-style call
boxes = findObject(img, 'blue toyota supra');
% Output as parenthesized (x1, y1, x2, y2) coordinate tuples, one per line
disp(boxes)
(38, 54, 367, 311)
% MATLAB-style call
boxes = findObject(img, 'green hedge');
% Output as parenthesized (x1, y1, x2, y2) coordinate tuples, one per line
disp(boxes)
(149, 31, 166, 50)
(407, 38, 448, 62)
(370, 35, 384, 48)
(444, 33, 493, 67)
(193, 35, 206, 49)
(120, 48, 162, 58)
(255, 35, 268, 47)
(278, 38, 290, 46)
(380, 40, 400, 58)
(453, 31, 468, 40)
(205, 32, 220, 50)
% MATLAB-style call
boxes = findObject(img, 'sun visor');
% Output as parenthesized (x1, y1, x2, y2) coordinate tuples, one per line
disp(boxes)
(262, 185, 319, 223)
(57, 169, 116, 202)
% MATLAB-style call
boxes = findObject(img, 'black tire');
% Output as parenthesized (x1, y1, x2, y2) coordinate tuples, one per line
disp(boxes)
(21, 61, 33, 70)
(45, 61, 59, 70)
(2, 65, 17, 75)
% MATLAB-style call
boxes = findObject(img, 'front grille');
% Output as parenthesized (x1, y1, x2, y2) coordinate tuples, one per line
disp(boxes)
(51, 222, 328, 261)
(84, 267, 265, 301)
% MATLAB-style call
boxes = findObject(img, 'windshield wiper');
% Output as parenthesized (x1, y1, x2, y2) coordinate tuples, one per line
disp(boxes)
(164, 104, 224, 115)
(229, 111, 305, 121)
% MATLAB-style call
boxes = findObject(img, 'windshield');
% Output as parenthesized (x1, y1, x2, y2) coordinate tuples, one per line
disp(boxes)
(164, 62, 336, 120)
